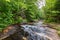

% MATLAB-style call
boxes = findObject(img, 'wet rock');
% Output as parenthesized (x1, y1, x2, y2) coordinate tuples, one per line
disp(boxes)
(0, 24, 25, 40)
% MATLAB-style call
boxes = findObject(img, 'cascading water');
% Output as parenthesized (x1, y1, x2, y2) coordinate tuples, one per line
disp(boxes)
(21, 21, 53, 40)
(37, 0, 45, 8)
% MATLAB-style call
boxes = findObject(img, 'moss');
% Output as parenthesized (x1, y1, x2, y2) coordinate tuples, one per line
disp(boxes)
(57, 31, 60, 36)
(55, 27, 60, 31)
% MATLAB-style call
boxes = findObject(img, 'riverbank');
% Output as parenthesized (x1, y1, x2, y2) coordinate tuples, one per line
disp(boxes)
(46, 23, 60, 37)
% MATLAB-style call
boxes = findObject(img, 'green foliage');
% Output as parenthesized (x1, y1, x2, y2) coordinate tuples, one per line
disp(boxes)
(0, 0, 40, 30)
(44, 0, 60, 23)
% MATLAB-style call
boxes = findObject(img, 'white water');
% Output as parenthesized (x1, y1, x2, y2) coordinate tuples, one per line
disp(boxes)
(21, 22, 53, 40)
(37, 0, 45, 8)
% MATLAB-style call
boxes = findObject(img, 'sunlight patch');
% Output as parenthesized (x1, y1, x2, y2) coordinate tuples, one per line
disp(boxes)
(6, 0, 10, 2)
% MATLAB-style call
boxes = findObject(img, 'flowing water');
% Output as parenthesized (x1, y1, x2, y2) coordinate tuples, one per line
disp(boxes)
(21, 21, 53, 40)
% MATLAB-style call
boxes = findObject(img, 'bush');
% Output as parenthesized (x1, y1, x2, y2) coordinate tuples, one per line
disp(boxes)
(0, 0, 40, 31)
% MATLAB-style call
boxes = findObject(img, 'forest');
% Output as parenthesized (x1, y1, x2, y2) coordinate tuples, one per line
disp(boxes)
(0, 0, 60, 40)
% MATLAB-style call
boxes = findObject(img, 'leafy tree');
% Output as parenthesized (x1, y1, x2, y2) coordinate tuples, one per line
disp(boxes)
(44, 0, 60, 23)
(0, 0, 40, 30)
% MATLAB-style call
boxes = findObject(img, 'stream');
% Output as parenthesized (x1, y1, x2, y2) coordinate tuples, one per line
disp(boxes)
(1, 21, 60, 40)
(21, 21, 60, 40)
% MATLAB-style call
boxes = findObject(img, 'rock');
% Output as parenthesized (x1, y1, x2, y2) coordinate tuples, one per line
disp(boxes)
(0, 24, 24, 40)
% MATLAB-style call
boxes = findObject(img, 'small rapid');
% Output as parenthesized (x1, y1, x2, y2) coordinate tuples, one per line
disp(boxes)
(21, 21, 53, 40)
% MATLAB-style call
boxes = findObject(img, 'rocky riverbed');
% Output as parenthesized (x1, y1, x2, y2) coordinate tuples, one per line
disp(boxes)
(0, 21, 60, 40)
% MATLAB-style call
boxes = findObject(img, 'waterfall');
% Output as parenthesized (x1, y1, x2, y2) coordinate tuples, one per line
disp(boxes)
(37, 0, 45, 8)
